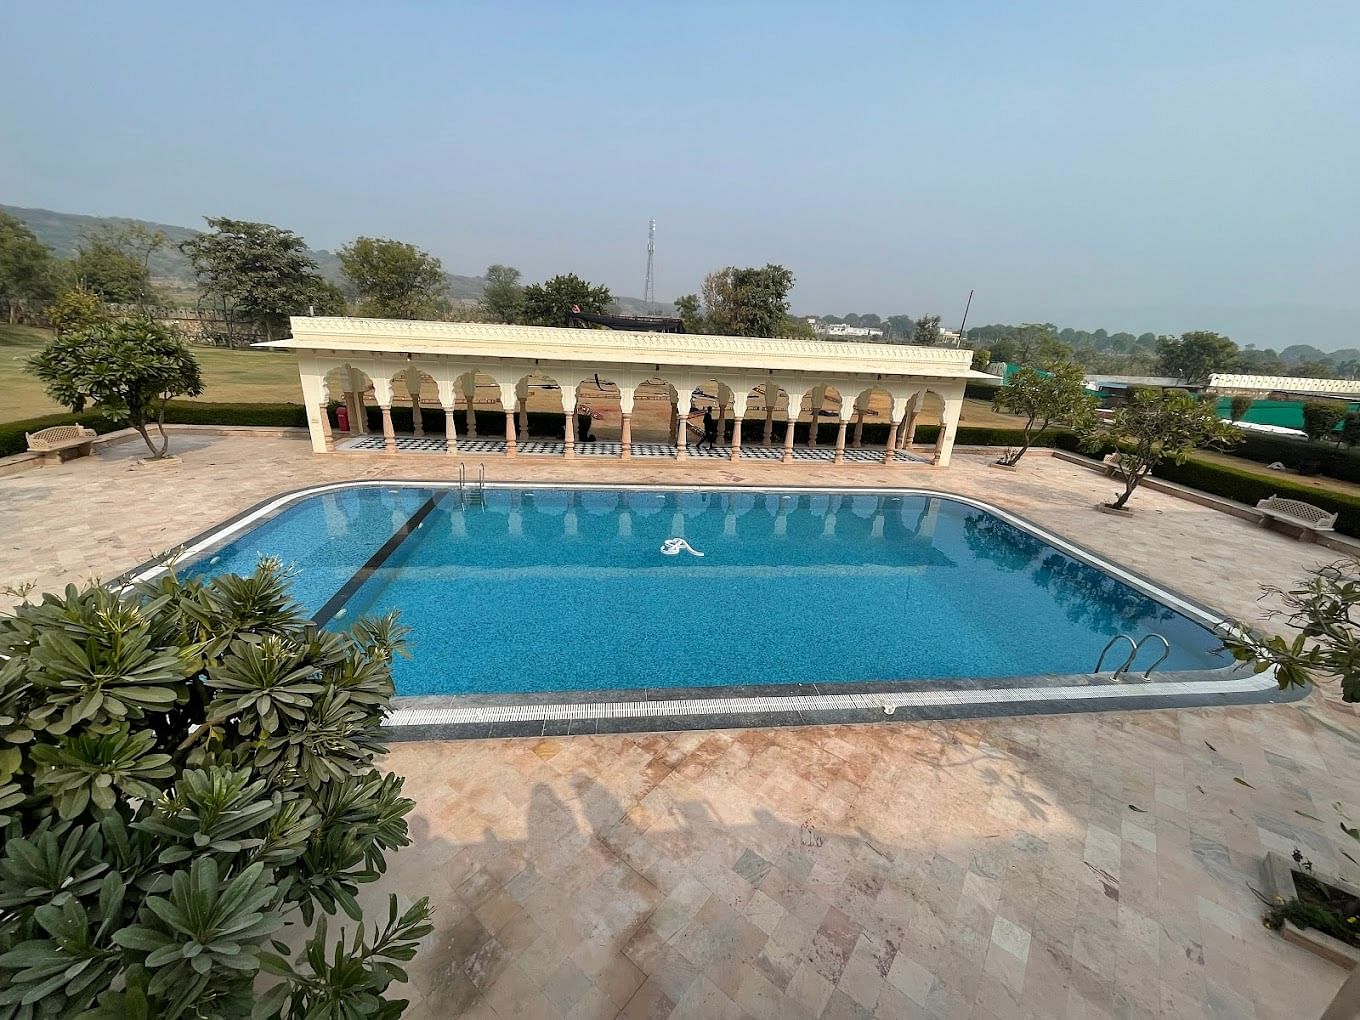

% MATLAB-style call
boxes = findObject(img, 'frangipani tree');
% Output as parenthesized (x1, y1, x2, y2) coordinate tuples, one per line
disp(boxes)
(28, 317, 203, 460)
(1222, 562, 1360, 703)
(0, 563, 430, 1017)
(1081, 388, 1238, 510)
(992, 363, 1097, 465)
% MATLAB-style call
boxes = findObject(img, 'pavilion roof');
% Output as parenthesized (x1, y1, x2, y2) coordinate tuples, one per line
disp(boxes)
(260, 317, 994, 381)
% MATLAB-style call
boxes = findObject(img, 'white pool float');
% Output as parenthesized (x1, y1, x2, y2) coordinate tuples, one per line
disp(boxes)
(660, 538, 704, 557)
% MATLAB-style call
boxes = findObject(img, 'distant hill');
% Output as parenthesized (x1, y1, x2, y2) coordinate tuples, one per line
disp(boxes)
(0, 204, 664, 313)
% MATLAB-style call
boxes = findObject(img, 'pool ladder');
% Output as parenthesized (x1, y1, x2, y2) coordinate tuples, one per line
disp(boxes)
(1093, 633, 1171, 679)
(458, 462, 486, 504)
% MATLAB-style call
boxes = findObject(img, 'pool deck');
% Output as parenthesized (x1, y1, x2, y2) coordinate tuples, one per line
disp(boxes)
(4, 429, 1359, 1017)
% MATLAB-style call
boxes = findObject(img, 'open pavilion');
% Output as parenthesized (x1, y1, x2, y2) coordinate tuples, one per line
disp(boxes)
(264, 317, 992, 467)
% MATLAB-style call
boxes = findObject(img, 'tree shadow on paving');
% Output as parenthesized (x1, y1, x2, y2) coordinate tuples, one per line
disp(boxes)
(353, 738, 1107, 1020)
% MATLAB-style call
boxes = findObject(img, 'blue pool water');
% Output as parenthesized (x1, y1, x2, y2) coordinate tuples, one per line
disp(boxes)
(184, 486, 1230, 696)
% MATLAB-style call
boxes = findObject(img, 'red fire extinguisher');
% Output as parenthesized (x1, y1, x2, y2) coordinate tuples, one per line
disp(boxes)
(335, 404, 350, 433)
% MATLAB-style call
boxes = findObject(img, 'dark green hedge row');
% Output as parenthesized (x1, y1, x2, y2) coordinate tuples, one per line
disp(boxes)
(1226, 431, 1360, 484)
(1152, 457, 1360, 538)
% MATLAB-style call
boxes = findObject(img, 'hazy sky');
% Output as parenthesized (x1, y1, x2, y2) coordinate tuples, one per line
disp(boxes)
(2, 1, 1356, 346)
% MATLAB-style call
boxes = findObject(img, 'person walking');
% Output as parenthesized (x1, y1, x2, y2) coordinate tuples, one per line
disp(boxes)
(696, 406, 718, 451)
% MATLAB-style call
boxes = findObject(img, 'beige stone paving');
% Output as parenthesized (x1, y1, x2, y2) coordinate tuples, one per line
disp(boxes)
(4, 431, 1359, 1017)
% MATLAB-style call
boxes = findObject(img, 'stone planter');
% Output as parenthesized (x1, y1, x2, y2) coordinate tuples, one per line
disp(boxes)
(1260, 851, 1360, 969)
(989, 461, 1019, 472)
(1096, 502, 1134, 518)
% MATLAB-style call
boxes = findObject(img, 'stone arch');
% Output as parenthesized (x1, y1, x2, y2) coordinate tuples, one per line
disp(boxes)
(575, 373, 621, 443)
(633, 375, 681, 442)
(746, 381, 787, 446)
(453, 370, 500, 439)
(805, 384, 846, 448)
(851, 385, 894, 448)
(689, 377, 737, 444)
(321, 364, 374, 437)
(513, 370, 569, 441)
(385, 367, 439, 436)
(899, 388, 948, 451)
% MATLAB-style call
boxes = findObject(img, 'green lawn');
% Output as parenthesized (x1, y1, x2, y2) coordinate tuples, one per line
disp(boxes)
(0, 323, 303, 423)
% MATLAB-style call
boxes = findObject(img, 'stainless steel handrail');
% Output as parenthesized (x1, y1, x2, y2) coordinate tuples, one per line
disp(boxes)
(1094, 634, 1137, 674)
(1130, 634, 1171, 679)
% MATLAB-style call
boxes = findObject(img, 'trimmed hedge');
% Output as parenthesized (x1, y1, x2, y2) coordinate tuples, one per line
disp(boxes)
(1225, 430, 1360, 484)
(1153, 457, 1360, 538)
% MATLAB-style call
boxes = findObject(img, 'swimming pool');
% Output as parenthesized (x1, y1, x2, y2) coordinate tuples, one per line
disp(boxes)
(159, 482, 1288, 735)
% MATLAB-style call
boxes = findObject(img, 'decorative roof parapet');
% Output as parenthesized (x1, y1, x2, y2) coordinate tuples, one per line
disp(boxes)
(270, 317, 983, 380)
(1209, 373, 1360, 396)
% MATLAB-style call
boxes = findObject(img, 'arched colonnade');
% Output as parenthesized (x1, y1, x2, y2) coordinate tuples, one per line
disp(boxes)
(300, 353, 966, 466)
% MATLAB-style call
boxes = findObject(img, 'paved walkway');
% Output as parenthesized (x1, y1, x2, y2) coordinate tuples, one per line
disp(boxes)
(2, 429, 1356, 1017)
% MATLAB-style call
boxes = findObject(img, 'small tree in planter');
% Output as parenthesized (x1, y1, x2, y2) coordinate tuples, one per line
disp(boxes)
(992, 363, 1097, 466)
(1301, 400, 1347, 443)
(28, 317, 203, 460)
(0, 563, 431, 1017)
(1080, 388, 1238, 511)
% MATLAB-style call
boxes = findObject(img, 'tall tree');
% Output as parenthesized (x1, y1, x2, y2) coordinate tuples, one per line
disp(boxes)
(698, 264, 795, 337)
(674, 293, 706, 334)
(181, 218, 338, 342)
(29, 317, 203, 459)
(73, 224, 166, 307)
(479, 264, 524, 323)
(1155, 330, 1240, 385)
(0, 211, 59, 324)
(884, 314, 914, 339)
(46, 287, 109, 336)
(520, 273, 612, 326)
(337, 237, 446, 320)
(912, 314, 942, 346)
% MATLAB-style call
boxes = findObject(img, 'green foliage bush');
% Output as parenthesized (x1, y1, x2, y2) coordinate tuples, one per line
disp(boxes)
(1301, 400, 1347, 442)
(0, 564, 431, 1017)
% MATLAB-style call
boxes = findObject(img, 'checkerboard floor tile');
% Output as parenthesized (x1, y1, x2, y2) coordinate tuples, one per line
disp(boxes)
(338, 434, 928, 463)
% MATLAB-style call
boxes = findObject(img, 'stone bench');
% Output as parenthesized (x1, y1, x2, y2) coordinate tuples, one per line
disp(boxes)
(25, 425, 97, 465)
(1255, 495, 1338, 542)
(1101, 452, 1125, 477)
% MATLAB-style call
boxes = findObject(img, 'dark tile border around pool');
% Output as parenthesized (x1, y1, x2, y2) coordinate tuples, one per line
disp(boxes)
(107, 478, 1302, 740)
(381, 677, 1307, 742)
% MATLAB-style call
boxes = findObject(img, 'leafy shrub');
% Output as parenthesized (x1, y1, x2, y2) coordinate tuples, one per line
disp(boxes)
(0, 564, 430, 1017)
(1301, 400, 1347, 442)
(1228, 394, 1253, 422)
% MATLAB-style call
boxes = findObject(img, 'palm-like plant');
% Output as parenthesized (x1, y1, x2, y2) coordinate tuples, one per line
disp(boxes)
(0, 564, 428, 1017)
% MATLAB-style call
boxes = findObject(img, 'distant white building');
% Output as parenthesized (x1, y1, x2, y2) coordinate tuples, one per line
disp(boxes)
(1208, 373, 1360, 398)
(810, 319, 884, 339)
